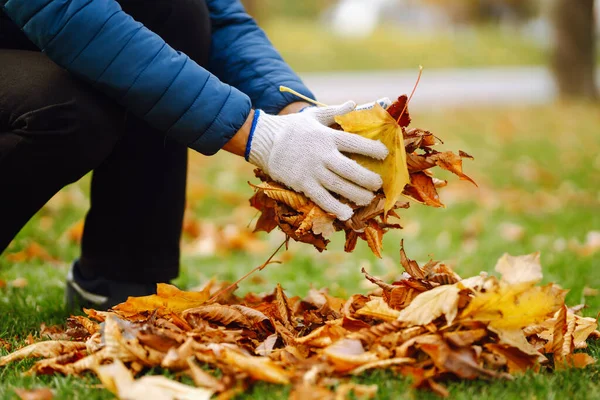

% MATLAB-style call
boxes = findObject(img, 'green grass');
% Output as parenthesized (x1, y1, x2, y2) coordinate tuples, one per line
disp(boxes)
(264, 18, 548, 72)
(1, 103, 599, 399)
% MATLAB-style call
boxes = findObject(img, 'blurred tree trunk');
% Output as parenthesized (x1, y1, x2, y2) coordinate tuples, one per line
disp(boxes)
(551, 0, 597, 99)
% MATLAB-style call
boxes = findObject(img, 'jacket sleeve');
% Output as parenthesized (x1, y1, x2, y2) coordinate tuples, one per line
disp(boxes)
(207, 0, 315, 114)
(0, 0, 252, 155)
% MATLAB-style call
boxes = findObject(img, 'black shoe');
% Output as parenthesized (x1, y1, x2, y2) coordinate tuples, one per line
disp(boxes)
(65, 261, 157, 311)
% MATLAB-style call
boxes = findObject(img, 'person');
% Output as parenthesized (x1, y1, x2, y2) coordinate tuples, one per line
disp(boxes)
(0, 0, 388, 310)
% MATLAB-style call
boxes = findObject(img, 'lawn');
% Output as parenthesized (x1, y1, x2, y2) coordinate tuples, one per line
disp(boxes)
(1, 102, 599, 399)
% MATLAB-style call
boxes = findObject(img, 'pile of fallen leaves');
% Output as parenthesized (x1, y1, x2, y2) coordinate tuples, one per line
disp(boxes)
(250, 95, 476, 257)
(2, 248, 598, 399)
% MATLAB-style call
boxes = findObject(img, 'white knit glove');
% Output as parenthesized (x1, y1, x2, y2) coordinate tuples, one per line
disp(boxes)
(246, 101, 389, 221)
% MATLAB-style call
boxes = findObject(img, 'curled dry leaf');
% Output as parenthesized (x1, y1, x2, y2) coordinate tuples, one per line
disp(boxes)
(323, 339, 379, 372)
(221, 347, 291, 384)
(95, 360, 213, 400)
(0, 341, 86, 367)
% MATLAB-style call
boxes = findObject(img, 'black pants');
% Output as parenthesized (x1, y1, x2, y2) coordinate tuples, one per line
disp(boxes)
(0, 0, 212, 283)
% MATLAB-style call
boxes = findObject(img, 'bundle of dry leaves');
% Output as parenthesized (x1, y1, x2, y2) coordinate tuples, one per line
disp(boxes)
(251, 95, 476, 257)
(1, 249, 597, 399)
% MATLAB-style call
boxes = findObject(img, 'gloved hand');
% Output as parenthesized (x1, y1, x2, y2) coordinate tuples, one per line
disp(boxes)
(246, 101, 389, 221)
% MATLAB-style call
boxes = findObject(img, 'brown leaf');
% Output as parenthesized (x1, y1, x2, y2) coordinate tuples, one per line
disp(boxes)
(221, 347, 291, 384)
(403, 172, 444, 207)
(13, 388, 54, 400)
(385, 95, 411, 127)
(432, 151, 476, 186)
(183, 304, 252, 329)
(274, 284, 296, 332)
(564, 353, 596, 369)
(399, 240, 426, 279)
(419, 337, 499, 379)
(363, 220, 384, 258)
(186, 357, 226, 392)
(334, 383, 378, 400)
(443, 329, 487, 347)
(323, 339, 379, 372)
(5, 243, 57, 263)
(0, 341, 87, 367)
(485, 344, 539, 374)
(94, 360, 213, 399)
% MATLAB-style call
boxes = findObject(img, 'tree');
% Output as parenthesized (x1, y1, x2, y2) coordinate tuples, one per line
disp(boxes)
(551, 0, 597, 99)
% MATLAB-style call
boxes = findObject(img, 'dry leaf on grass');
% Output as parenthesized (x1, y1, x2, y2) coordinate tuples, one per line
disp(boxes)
(95, 360, 213, 400)
(1, 249, 598, 397)
(13, 388, 54, 400)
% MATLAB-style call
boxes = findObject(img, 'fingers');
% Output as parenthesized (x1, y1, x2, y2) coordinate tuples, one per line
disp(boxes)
(325, 152, 383, 191)
(332, 131, 389, 160)
(355, 97, 392, 111)
(319, 170, 375, 206)
(313, 100, 356, 126)
(304, 182, 354, 221)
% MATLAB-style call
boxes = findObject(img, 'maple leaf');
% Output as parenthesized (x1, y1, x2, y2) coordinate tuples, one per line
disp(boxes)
(335, 103, 410, 215)
(460, 283, 567, 330)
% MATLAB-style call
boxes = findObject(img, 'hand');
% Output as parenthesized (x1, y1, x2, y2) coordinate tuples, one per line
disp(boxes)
(246, 101, 389, 221)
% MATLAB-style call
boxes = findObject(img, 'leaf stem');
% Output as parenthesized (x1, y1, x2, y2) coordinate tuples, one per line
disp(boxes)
(279, 86, 328, 107)
(397, 65, 423, 125)
(208, 240, 287, 303)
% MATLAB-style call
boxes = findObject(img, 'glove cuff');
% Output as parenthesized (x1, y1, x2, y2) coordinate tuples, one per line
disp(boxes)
(247, 111, 285, 171)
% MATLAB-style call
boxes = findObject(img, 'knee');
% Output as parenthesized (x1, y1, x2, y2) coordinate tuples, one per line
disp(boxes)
(4, 51, 124, 181)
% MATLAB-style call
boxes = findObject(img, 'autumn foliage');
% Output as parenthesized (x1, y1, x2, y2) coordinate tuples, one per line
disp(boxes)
(250, 96, 475, 257)
(1, 249, 597, 398)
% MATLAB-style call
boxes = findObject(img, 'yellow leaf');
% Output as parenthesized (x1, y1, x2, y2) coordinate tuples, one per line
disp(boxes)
(222, 347, 291, 384)
(460, 283, 566, 330)
(335, 104, 410, 214)
(356, 298, 401, 322)
(495, 252, 542, 285)
(396, 284, 461, 326)
(112, 283, 210, 316)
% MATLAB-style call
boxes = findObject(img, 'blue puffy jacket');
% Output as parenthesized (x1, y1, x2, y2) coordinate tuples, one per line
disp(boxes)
(0, 0, 314, 155)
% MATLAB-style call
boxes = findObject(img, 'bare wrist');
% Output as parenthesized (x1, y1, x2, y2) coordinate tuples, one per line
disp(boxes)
(223, 109, 255, 157)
